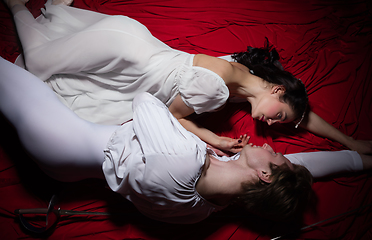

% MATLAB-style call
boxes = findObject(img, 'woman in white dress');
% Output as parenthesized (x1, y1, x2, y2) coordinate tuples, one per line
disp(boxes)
(1, 57, 371, 223)
(5, 0, 372, 155)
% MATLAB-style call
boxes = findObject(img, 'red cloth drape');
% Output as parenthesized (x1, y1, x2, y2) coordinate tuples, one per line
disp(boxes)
(0, 0, 371, 239)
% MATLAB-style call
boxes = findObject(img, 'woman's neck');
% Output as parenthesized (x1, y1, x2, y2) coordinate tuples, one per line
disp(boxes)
(228, 75, 269, 105)
(192, 54, 268, 103)
(226, 62, 271, 101)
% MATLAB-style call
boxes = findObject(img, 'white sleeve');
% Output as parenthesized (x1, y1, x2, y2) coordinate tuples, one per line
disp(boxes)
(132, 92, 206, 156)
(130, 93, 206, 199)
(178, 67, 229, 114)
(285, 150, 363, 178)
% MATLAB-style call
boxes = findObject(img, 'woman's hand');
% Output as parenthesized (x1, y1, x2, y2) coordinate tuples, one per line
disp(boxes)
(345, 138, 372, 155)
(169, 95, 252, 155)
(217, 134, 250, 154)
(300, 111, 372, 155)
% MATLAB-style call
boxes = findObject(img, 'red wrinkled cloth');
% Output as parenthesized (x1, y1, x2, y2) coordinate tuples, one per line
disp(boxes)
(0, 0, 371, 239)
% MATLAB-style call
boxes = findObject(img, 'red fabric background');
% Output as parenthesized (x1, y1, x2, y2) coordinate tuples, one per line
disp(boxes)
(0, 0, 371, 239)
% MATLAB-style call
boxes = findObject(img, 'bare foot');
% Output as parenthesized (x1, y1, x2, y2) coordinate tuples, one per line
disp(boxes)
(52, 0, 73, 5)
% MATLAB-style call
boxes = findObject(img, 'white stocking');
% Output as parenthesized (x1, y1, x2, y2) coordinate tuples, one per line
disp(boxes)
(0, 57, 119, 181)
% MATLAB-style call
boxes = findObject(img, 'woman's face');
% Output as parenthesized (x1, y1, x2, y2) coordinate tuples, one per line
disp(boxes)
(240, 143, 293, 183)
(251, 89, 296, 125)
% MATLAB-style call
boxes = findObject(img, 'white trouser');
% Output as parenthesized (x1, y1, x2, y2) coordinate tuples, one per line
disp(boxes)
(0, 57, 119, 181)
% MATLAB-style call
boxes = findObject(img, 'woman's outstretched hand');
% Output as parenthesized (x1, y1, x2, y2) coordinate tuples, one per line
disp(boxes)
(216, 134, 250, 155)
(346, 138, 372, 155)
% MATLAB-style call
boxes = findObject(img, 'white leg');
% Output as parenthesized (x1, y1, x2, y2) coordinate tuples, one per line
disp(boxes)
(0, 57, 119, 181)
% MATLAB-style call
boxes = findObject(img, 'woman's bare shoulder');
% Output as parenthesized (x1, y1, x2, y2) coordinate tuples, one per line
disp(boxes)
(193, 54, 235, 80)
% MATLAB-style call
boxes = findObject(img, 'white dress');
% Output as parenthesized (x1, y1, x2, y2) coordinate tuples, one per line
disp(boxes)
(14, 1, 229, 124)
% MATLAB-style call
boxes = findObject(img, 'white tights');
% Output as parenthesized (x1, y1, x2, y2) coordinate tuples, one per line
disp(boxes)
(0, 57, 119, 181)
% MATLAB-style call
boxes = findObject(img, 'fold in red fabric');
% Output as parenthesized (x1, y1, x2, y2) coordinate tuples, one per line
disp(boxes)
(0, 0, 371, 239)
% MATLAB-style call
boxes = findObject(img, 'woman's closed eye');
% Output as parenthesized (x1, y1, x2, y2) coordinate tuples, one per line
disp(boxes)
(276, 112, 287, 122)
(276, 113, 282, 120)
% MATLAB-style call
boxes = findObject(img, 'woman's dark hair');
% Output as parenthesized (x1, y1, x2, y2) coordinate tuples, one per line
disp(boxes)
(235, 163, 313, 221)
(231, 39, 308, 121)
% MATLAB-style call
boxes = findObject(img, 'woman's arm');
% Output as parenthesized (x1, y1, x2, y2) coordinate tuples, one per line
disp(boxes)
(300, 111, 372, 154)
(169, 94, 249, 153)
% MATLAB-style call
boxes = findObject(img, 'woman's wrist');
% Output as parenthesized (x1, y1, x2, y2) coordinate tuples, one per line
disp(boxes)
(341, 135, 356, 150)
(214, 135, 224, 150)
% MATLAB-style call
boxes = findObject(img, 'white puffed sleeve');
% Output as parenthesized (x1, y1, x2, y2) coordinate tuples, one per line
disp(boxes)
(177, 66, 229, 114)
